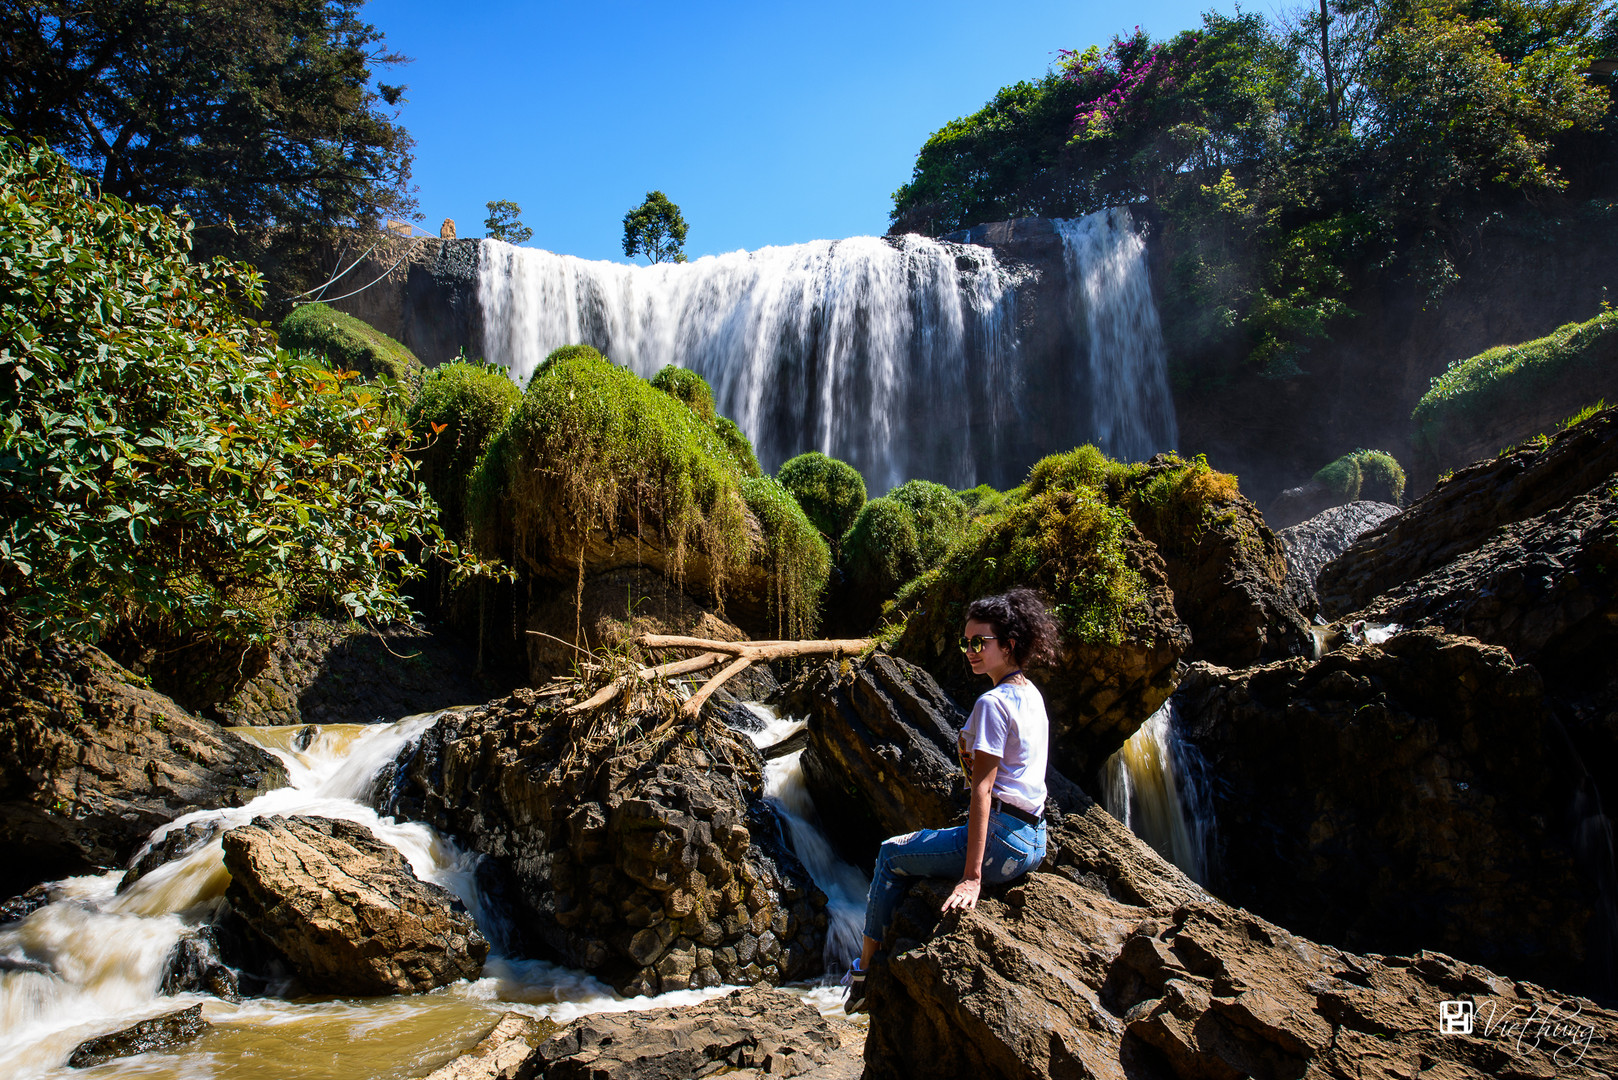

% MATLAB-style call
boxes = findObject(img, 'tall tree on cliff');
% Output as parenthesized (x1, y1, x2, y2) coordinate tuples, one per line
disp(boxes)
(0, 0, 416, 303)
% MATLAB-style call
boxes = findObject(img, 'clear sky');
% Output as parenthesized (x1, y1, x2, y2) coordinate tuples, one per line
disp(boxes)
(366, 0, 1237, 263)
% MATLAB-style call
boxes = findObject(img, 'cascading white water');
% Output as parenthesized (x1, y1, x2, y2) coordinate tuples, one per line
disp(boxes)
(1055, 209, 1178, 465)
(476, 211, 1176, 492)
(1101, 700, 1214, 883)
(745, 708, 869, 975)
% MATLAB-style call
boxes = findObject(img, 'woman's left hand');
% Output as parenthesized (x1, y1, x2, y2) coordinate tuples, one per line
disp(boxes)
(941, 878, 981, 912)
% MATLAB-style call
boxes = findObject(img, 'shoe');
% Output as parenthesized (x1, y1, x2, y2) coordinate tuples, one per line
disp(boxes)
(843, 962, 868, 1015)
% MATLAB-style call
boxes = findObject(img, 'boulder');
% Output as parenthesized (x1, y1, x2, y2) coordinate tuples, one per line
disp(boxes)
(120, 820, 223, 892)
(1173, 630, 1609, 995)
(219, 815, 488, 996)
(67, 1004, 210, 1069)
(418, 1012, 557, 1080)
(0, 635, 287, 897)
(1276, 500, 1401, 615)
(1317, 405, 1618, 616)
(529, 986, 864, 1080)
(863, 872, 1618, 1080)
(160, 925, 240, 1002)
(386, 689, 827, 994)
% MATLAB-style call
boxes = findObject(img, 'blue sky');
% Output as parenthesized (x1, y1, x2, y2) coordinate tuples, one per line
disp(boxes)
(366, 0, 1235, 263)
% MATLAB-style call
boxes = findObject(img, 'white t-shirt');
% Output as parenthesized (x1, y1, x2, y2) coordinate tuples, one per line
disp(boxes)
(961, 679, 1049, 817)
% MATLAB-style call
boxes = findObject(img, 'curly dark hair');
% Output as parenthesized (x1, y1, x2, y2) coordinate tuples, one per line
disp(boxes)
(965, 587, 1059, 667)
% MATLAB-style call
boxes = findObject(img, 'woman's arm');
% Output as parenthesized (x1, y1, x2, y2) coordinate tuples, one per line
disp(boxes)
(942, 749, 1001, 912)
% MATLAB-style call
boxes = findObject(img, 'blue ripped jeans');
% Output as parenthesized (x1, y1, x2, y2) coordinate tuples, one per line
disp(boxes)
(863, 811, 1047, 944)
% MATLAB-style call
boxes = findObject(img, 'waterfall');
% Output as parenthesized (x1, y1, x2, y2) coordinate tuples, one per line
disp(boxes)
(1055, 209, 1178, 465)
(475, 211, 1177, 492)
(1102, 701, 1214, 882)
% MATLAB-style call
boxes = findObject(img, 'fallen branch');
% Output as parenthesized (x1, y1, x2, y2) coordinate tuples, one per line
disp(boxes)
(635, 634, 872, 718)
(561, 651, 726, 714)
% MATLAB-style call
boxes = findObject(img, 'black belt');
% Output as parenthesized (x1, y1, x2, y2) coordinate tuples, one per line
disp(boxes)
(992, 797, 1043, 826)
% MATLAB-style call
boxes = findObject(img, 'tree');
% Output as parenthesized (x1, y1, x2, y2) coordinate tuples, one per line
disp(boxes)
(484, 199, 532, 244)
(622, 190, 689, 264)
(0, 1, 415, 265)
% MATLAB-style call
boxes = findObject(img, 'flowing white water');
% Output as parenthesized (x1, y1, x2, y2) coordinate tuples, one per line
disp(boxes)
(476, 211, 1176, 491)
(1055, 208, 1178, 465)
(745, 707, 870, 975)
(1101, 701, 1214, 883)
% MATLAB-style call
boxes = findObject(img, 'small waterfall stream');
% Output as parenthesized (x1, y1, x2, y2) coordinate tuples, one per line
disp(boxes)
(1101, 701, 1215, 883)
(476, 209, 1177, 491)
(1, 707, 863, 1077)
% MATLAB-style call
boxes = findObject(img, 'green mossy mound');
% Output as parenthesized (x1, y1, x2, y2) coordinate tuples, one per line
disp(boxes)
(840, 480, 967, 627)
(1413, 311, 1618, 460)
(407, 361, 522, 537)
(1312, 449, 1406, 506)
(651, 365, 762, 477)
(468, 346, 821, 634)
(777, 452, 868, 547)
(955, 483, 1011, 519)
(278, 302, 420, 382)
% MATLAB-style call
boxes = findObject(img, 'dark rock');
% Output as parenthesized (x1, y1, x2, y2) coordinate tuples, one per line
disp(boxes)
(220, 815, 488, 996)
(529, 986, 863, 1080)
(67, 1004, 210, 1069)
(1318, 405, 1618, 616)
(0, 955, 53, 975)
(119, 821, 223, 893)
(1, 883, 50, 924)
(0, 635, 288, 898)
(1277, 500, 1401, 615)
(207, 618, 513, 727)
(1174, 629, 1610, 995)
(160, 925, 240, 1002)
(1266, 475, 1342, 529)
(386, 689, 826, 994)
(416, 1011, 557, 1080)
(863, 872, 1618, 1080)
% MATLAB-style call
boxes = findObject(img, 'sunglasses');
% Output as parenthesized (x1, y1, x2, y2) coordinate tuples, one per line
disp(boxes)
(958, 634, 998, 654)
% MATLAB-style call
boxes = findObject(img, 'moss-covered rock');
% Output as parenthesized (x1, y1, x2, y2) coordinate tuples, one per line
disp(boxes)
(839, 481, 967, 632)
(777, 452, 867, 545)
(650, 365, 761, 477)
(407, 360, 522, 538)
(278, 302, 420, 381)
(1312, 449, 1405, 505)
(742, 476, 831, 638)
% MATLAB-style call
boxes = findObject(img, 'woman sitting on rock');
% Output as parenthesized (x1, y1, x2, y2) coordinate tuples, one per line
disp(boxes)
(845, 587, 1054, 1013)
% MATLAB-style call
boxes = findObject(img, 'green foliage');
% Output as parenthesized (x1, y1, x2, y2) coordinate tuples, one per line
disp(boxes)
(0, 134, 456, 644)
(484, 199, 533, 244)
(1413, 310, 1618, 455)
(406, 361, 522, 536)
(956, 484, 1010, 518)
(622, 191, 689, 264)
(841, 480, 967, 603)
(713, 415, 763, 479)
(1312, 448, 1407, 505)
(777, 451, 868, 545)
(742, 475, 831, 638)
(0, 1, 416, 290)
(650, 365, 716, 422)
(279, 303, 420, 382)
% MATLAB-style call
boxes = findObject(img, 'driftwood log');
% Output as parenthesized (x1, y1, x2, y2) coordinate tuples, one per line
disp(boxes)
(540, 633, 871, 718)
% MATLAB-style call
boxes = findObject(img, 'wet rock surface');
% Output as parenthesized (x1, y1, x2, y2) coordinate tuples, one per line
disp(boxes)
(67, 1004, 211, 1068)
(119, 820, 223, 892)
(1318, 406, 1618, 616)
(220, 814, 488, 996)
(160, 925, 240, 1002)
(864, 871, 1618, 1080)
(0, 635, 287, 897)
(210, 618, 511, 727)
(530, 986, 864, 1080)
(1277, 500, 1401, 615)
(419, 1011, 557, 1080)
(387, 689, 827, 994)
(1173, 630, 1607, 995)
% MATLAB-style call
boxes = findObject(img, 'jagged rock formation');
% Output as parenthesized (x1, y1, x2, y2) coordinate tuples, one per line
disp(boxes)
(67, 1004, 211, 1069)
(0, 634, 287, 897)
(1173, 630, 1607, 994)
(863, 873, 1618, 1080)
(418, 1012, 558, 1080)
(1317, 407, 1618, 616)
(386, 688, 827, 994)
(220, 815, 488, 996)
(529, 987, 864, 1079)
(1276, 500, 1401, 615)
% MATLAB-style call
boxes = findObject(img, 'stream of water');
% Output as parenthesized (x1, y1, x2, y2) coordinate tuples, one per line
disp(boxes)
(1101, 700, 1215, 883)
(0, 710, 863, 1078)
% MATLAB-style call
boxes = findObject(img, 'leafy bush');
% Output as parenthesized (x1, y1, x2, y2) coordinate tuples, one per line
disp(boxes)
(0, 134, 453, 644)
(840, 480, 967, 607)
(1413, 312, 1618, 458)
(955, 484, 1010, 518)
(1312, 449, 1406, 506)
(407, 361, 522, 536)
(650, 364, 716, 422)
(777, 451, 867, 544)
(713, 415, 763, 479)
(279, 302, 420, 381)
(742, 475, 830, 637)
